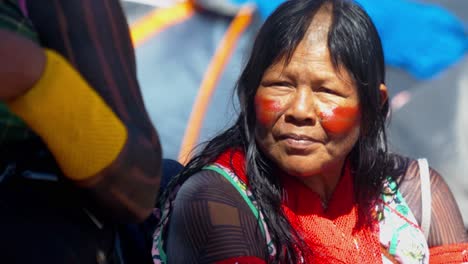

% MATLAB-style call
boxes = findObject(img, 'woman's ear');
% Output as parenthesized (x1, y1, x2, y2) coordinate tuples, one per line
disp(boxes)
(379, 84, 388, 106)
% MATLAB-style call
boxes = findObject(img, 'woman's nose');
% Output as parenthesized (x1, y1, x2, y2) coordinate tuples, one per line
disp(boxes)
(284, 88, 316, 126)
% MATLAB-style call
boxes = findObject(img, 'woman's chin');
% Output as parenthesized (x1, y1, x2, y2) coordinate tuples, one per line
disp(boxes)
(280, 163, 322, 178)
(275, 154, 340, 179)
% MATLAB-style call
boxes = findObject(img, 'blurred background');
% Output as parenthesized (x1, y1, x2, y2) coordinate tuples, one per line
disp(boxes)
(121, 0, 468, 226)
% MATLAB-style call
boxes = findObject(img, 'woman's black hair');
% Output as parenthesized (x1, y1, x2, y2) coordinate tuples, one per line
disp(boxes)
(160, 0, 390, 262)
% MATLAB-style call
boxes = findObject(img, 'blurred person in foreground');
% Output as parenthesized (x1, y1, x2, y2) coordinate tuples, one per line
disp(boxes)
(152, 0, 467, 263)
(0, 0, 161, 262)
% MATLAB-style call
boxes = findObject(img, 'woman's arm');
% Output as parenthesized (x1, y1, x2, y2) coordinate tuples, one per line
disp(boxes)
(425, 170, 467, 246)
(400, 160, 467, 246)
(166, 170, 267, 263)
(3, 0, 162, 222)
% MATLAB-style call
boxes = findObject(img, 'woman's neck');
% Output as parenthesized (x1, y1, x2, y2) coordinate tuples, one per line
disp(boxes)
(295, 158, 346, 206)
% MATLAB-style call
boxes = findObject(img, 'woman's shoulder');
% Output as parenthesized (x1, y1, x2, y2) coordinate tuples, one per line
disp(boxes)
(385, 153, 439, 184)
(392, 155, 467, 247)
(172, 168, 260, 219)
(173, 164, 252, 206)
(395, 155, 443, 197)
(165, 169, 267, 262)
(394, 154, 444, 221)
(384, 153, 412, 180)
(174, 169, 234, 201)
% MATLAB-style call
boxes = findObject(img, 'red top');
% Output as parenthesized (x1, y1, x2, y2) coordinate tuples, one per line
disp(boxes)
(215, 149, 382, 263)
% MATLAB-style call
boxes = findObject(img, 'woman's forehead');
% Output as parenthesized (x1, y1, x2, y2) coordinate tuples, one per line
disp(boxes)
(263, 41, 355, 89)
(266, 38, 332, 76)
(305, 3, 333, 44)
(266, 5, 335, 73)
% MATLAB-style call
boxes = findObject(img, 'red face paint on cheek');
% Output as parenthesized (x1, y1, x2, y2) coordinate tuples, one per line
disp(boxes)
(319, 106, 360, 134)
(255, 96, 282, 126)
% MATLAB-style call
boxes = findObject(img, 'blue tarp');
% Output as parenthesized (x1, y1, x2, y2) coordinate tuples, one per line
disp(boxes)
(231, 0, 468, 79)
(356, 0, 467, 79)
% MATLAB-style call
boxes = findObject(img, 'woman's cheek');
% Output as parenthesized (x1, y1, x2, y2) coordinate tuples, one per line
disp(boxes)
(255, 96, 283, 127)
(318, 105, 360, 134)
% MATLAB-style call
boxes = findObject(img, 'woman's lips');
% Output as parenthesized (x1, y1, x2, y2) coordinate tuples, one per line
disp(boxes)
(279, 133, 321, 150)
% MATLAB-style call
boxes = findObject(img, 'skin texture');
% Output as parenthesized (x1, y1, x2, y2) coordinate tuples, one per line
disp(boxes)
(254, 6, 361, 202)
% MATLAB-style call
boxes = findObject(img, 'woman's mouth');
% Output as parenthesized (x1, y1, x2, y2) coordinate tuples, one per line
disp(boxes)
(280, 133, 321, 150)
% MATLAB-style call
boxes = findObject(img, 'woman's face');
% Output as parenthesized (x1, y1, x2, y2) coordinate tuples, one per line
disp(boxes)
(254, 21, 361, 179)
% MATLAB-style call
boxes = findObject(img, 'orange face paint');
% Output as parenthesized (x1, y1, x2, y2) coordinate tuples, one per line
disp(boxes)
(319, 106, 360, 134)
(255, 96, 282, 126)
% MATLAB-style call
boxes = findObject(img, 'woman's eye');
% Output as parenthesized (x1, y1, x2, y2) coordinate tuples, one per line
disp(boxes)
(273, 82, 290, 87)
(317, 86, 340, 96)
(262, 81, 285, 86)
(261, 81, 293, 89)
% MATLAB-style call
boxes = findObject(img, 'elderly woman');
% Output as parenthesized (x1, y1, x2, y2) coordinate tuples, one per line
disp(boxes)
(153, 0, 468, 263)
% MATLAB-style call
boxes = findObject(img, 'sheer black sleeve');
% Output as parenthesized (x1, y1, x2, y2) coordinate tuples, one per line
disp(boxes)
(166, 170, 267, 263)
(399, 159, 468, 247)
(26, 0, 162, 222)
